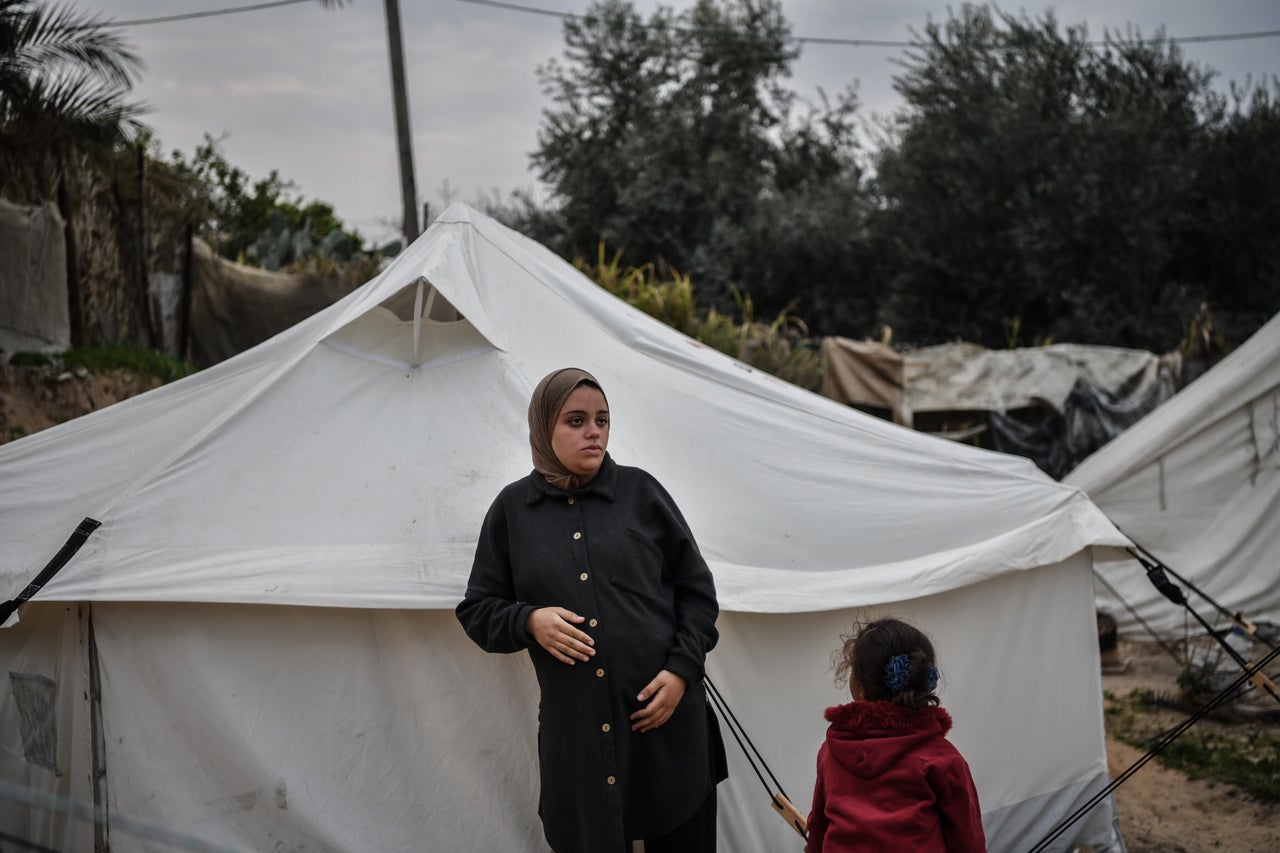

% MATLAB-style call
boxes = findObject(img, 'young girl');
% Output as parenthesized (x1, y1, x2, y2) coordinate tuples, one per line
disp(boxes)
(806, 618, 986, 852)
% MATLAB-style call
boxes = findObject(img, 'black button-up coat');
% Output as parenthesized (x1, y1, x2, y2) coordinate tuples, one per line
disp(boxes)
(456, 455, 726, 853)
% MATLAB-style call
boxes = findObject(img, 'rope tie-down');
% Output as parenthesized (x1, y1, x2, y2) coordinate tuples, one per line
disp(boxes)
(704, 675, 808, 841)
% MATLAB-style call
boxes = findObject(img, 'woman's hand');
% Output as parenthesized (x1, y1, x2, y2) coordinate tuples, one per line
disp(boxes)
(526, 607, 595, 665)
(630, 669, 686, 732)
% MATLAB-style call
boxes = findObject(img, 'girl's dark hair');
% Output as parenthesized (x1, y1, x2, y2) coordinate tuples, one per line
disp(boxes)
(834, 617, 940, 709)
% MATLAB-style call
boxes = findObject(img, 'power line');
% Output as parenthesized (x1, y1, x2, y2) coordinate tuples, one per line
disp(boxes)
(84, 0, 1280, 49)
(101, 0, 313, 28)
(454, 0, 1280, 49)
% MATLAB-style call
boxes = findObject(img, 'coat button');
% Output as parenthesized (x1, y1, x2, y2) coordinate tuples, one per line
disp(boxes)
(607, 776, 616, 785)
(596, 668, 605, 677)
(573, 531, 582, 540)
(602, 723, 611, 733)
(588, 618, 598, 627)
(579, 572, 588, 581)
(568, 497, 575, 505)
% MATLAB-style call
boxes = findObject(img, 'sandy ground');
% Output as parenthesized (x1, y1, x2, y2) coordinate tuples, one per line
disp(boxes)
(1102, 639, 1280, 853)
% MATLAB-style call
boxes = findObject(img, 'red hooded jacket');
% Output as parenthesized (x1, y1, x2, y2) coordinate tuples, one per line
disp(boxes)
(805, 701, 986, 852)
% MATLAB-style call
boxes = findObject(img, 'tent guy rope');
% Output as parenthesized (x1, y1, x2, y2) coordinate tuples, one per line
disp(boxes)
(1028, 639, 1280, 853)
(1127, 544, 1280, 704)
(704, 675, 808, 842)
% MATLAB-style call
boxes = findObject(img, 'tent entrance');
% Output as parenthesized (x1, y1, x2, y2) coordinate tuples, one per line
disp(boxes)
(322, 277, 493, 370)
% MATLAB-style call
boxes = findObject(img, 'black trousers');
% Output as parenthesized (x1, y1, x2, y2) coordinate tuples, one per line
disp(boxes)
(640, 787, 718, 853)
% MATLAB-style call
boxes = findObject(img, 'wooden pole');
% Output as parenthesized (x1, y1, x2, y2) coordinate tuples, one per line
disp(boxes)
(179, 221, 194, 361)
(384, 0, 419, 241)
(55, 154, 84, 347)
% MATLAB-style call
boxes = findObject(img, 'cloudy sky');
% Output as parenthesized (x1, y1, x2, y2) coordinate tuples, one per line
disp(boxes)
(85, 0, 1279, 245)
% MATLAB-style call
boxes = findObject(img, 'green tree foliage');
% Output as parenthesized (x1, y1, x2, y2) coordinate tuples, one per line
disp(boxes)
(574, 243, 822, 391)
(0, 1, 149, 345)
(512, 0, 1278, 352)
(158, 133, 365, 269)
(515, 0, 871, 333)
(870, 4, 1275, 350)
(1175, 81, 1280, 346)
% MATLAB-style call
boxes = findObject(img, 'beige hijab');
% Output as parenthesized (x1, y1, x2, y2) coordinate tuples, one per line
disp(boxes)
(528, 367, 608, 492)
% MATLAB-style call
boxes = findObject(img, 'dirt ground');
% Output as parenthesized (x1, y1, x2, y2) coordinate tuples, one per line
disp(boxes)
(0, 363, 162, 445)
(1102, 639, 1280, 853)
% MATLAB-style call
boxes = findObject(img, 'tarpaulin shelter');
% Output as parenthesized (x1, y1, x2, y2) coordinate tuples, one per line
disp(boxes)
(1067, 312, 1280, 638)
(0, 198, 68, 362)
(1, 204, 1130, 852)
(822, 337, 1179, 479)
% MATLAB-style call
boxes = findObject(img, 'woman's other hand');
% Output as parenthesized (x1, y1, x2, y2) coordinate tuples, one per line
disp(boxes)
(630, 670, 686, 732)
(526, 607, 595, 664)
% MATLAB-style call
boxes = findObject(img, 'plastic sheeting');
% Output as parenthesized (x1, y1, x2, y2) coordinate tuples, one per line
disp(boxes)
(0, 204, 1128, 852)
(989, 368, 1179, 480)
(0, 198, 68, 362)
(187, 239, 358, 366)
(822, 337, 1172, 427)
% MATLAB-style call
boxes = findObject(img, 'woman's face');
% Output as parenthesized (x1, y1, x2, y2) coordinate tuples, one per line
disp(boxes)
(551, 384, 610, 477)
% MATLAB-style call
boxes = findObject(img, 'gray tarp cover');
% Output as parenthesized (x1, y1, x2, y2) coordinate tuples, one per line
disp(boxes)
(0, 199, 67, 362)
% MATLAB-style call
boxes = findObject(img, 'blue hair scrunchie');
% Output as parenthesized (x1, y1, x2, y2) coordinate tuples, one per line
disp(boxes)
(884, 654, 940, 694)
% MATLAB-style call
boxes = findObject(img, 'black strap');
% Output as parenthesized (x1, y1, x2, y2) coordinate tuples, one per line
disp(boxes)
(1127, 541, 1278, 652)
(0, 517, 101, 624)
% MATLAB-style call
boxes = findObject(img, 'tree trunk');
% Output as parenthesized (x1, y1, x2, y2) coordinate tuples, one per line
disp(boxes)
(55, 154, 85, 347)
(137, 144, 157, 348)
(179, 221, 194, 361)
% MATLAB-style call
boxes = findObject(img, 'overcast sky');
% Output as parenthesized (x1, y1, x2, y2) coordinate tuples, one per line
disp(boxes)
(86, 1, 1279, 245)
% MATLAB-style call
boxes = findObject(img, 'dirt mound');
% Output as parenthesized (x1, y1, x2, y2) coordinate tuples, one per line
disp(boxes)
(0, 363, 161, 445)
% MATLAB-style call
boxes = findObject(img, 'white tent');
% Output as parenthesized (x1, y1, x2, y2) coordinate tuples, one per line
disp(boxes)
(1067, 312, 1280, 638)
(1, 204, 1129, 852)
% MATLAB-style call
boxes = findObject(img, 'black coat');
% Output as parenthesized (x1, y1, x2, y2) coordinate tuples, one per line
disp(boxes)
(456, 454, 726, 853)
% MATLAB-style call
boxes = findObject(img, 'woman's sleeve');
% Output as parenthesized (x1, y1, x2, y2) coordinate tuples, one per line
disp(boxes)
(929, 750, 987, 853)
(653, 480, 719, 686)
(455, 494, 536, 654)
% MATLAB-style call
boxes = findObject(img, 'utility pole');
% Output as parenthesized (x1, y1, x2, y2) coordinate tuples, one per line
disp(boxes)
(383, 0, 419, 241)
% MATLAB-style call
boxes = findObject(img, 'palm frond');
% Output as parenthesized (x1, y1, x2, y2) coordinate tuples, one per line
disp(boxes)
(17, 1, 144, 88)
(0, 0, 146, 143)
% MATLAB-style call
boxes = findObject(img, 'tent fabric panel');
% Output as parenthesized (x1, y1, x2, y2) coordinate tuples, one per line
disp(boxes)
(27, 517, 1121, 617)
(1093, 460, 1280, 636)
(710, 496, 1125, 613)
(0, 353, 281, 576)
(979, 770, 1122, 853)
(95, 603, 545, 853)
(37, 544, 476, 609)
(0, 603, 95, 852)
(1077, 378, 1280, 636)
